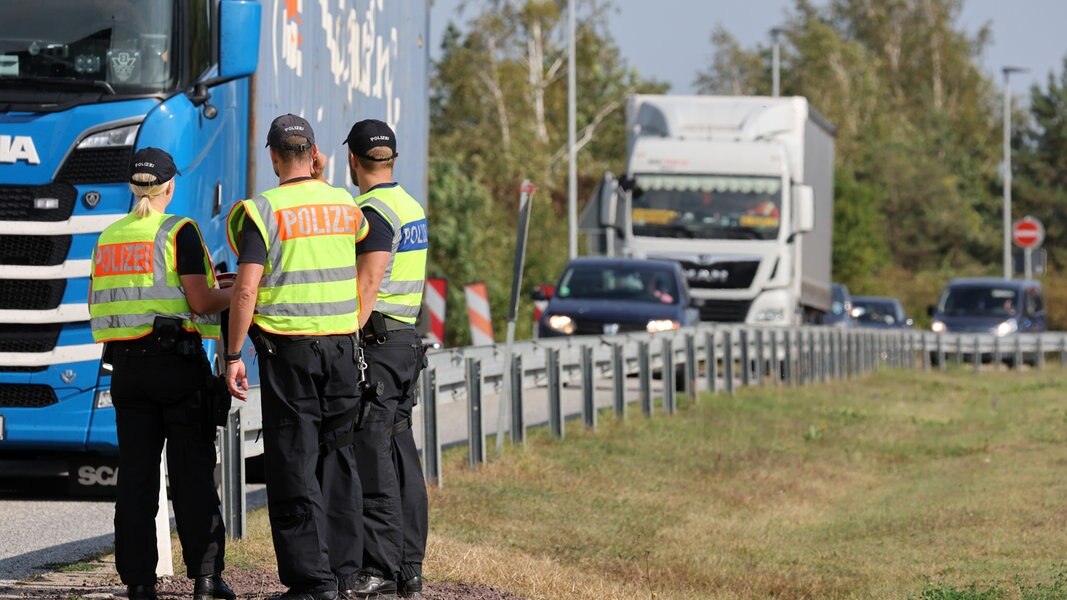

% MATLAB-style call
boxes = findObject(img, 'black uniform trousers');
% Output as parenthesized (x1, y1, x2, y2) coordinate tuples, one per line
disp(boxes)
(110, 341, 225, 586)
(255, 331, 363, 593)
(355, 328, 428, 582)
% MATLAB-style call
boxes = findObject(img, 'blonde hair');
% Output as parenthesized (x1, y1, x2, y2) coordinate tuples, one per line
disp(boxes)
(128, 173, 171, 218)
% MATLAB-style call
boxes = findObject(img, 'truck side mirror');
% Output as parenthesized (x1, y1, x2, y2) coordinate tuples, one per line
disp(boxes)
(795, 185, 815, 233)
(598, 172, 618, 228)
(218, 0, 262, 81)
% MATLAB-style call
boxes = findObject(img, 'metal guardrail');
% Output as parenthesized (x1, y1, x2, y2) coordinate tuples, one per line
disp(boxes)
(219, 325, 1067, 538)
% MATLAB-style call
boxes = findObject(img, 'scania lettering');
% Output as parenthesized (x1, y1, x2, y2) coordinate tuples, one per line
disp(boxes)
(0, 0, 429, 486)
(585, 95, 834, 325)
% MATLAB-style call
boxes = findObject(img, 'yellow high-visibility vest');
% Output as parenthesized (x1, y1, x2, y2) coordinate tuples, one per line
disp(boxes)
(227, 180, 369, 335)
(356, 184, 427, 324)
(90, 211, 220, 342)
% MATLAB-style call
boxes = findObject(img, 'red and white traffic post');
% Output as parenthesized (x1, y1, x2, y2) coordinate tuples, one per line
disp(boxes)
(1012, 216, 1045, 280)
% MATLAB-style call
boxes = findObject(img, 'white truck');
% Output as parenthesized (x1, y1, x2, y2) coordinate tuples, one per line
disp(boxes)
(584, 95, 835, 325)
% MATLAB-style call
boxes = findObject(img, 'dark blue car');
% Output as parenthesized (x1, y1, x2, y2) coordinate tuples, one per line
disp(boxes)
(538, 257, 699, 337)
(928, 278, 1046, 336)
(851, 296, 913, 329)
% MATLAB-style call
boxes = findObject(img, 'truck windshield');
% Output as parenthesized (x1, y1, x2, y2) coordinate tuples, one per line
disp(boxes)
(557, 265, 679, 305)
(631, 174, 782, 240)
(0, 0, 175, 95)
(938, 287, 1019, 317)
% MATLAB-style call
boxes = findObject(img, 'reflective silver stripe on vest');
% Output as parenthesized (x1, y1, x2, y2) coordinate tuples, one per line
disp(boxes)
(154, 215, 185, 286)
(250, 195, 285, 288)
(90, 313, 159, 332)
(276, 265, 357, 286)
(92, 286, 188, 305)
(373, 299, 420, 318)
(255, 298, 360, 317)
(361, 196, 405, 299)
(379, 279, 425, 295)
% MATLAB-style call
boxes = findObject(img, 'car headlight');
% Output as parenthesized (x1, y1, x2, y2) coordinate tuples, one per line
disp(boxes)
(646, 319, 680, 333)
(931, 320, 946, 333)
(995, 319, 1018, 337)
(546, 315, 575, 334)
(78, 124, 139, 149)
(94, 389, 113, 409)
(755, 308, 786, 322)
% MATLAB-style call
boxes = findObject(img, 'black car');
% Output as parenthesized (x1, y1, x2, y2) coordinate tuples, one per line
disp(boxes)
(850, 296, 913, 329)
(822, 283, 854, 328)
(928, 278, 1045, 336)
(537, 257, 699, 337)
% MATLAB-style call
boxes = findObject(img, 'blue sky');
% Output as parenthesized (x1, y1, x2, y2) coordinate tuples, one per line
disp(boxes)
(429, 0, 1067, 99)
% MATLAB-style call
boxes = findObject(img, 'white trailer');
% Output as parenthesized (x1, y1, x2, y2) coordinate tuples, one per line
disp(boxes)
(585, 95, 835, 325)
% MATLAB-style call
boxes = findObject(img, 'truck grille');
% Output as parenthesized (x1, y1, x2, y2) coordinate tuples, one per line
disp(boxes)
(0, 235, 72, 266)
(0, 183, 77, 222)
(681, 260, 760, 290)
(57, 147, 134, 184)
(698, 300, 752, 322)
(0, 324, 62, 353)
(0, 279, 66, 311)
(573, 320, 649, 335)
(0, 384, 58, 408)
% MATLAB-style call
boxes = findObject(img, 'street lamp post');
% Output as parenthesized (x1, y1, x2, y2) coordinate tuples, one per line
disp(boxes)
(567, 0, 577, 259)
(1002, 66, 1027, 279)
(771, 27, 786, 97)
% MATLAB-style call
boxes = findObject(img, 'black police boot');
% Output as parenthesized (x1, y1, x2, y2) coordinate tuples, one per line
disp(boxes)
(398, 575, 422, 598)
(269, 591, 339, 600)
(126, 584, 158, 600)
(193, 574, 236, 600)
(349, 573, 397, 598)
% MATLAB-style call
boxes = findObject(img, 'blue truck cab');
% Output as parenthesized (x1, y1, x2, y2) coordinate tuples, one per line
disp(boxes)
(0, 0, 429, 487)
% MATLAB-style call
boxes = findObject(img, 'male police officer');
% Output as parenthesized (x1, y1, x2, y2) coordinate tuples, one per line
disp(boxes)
(345, 119, 429, 598)
(224, 115, 369, 600)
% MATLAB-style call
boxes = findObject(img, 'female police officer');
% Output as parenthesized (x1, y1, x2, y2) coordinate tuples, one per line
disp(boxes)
(89, 148, 235, 600)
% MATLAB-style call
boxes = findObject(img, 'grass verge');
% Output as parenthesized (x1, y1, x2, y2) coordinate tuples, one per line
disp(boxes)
(190, 368, 1067, 599)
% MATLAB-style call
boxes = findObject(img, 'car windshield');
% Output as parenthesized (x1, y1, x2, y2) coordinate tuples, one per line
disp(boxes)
(853, 299, 900, 325)
(938, 286, 1019, 317)
(631, 174, 782, 240)
(0, 0, 176, 95)
(557, 265, 680, 305)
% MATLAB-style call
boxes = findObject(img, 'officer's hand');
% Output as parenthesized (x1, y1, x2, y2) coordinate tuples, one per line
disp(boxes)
(226, 359, 248, 401)
(312, 153, 328, 181)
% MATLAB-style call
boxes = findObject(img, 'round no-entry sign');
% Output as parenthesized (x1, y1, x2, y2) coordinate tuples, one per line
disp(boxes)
(1012, 216, 1045, 249)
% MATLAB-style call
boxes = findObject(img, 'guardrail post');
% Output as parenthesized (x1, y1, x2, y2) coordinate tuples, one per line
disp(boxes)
(466, 358, 484, 467)
(784, 330, 794, 385)
(639, 341, 652, 416)
(547, 348, 563, 438)
(421, 369, 441, 487)
(220, 408, 245, 540)
(510, 355, 524, 445)
(819, 331, 829, 383)
(1014, 335, 1023, 370)
(724, 330, 735, 395)
(770, 329, 781, 386)
(809, 331, 818, 382)
(993, 335, 1001, 369)
(705, 331, 718, 394)
(921, 334, 929, 371)
(685, 333, 697, 399)
(581, 345, 596, 429)
(754, 329, 766, 386)
(936, 334, 945, 371)
(612, 343, 626, 419)
(1060, 335, 1066, 368)
(972, 336, 981, 373)
(739, 329, 751, 387)
(954, 335, 963, 368)
(1037, 335, 1045, 370)
(797, 330, 806, 385)
(662, 338, 676, 415)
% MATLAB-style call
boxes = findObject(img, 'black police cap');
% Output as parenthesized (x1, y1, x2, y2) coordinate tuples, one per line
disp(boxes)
(344, 119, 398, 161)
(266, 113, 316, 150)
(129, 147, 179, 185)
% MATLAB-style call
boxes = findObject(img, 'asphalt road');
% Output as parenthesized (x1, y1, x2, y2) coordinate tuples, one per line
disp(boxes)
(0, 366, 679, 584)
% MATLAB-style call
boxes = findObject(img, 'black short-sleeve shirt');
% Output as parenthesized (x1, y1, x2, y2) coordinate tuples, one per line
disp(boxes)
(175, 222, 207, 275)
(355, 182, 398, 255)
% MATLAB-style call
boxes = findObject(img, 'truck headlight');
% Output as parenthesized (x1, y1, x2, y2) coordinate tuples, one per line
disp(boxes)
(646, 319, 680, 333)
(94, 389, 113, 409)
(547, 315, 575, 334)
(995, 319, 1018, 337)
(78, 124, 139, 149)
(755, 308, 786, 322)
(931, 320, 946, 333)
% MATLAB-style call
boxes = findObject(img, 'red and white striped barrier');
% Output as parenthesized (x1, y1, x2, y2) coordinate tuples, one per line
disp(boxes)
(425, 277, 447, 347)
(464, 282, 495, 346)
